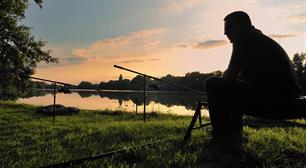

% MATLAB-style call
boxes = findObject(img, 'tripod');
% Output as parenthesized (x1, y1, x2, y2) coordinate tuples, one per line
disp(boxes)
(184, 101, 211, 141)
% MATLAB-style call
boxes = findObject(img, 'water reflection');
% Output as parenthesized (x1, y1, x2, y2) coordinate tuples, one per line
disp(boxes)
(17, 89, 209, 116)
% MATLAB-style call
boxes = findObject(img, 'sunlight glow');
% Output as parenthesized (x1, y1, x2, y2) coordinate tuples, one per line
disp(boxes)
(26, 0, 305, 84)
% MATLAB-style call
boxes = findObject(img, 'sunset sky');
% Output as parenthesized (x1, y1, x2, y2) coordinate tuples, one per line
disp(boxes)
(24, 0, 306, 84)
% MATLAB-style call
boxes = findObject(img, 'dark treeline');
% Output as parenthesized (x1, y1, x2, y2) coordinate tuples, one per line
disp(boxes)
(292, 52, 306, 93)
(31, 52, 306, 94)
(91, 71, 223, 92)
(33, 71, 223, 92)
(5, 52, 306, 101)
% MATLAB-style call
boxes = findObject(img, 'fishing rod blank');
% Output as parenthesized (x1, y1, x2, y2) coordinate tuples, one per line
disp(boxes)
(40, 136, 179, 168)
(26, 76, 79, 87)
(113, 65, 204, 94)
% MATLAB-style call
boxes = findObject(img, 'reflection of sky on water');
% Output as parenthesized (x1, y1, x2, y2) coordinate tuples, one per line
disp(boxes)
(17, 91, 208, 116)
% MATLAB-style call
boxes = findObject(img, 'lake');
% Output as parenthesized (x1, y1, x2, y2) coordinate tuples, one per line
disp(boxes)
(17, 89, 209, 116)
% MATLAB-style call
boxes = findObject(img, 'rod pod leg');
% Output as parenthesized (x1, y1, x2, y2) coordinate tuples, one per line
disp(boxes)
(184, 102, 202, 141)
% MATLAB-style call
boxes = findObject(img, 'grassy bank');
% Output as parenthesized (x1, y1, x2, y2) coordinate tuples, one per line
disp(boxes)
(0, 102, 305, 168)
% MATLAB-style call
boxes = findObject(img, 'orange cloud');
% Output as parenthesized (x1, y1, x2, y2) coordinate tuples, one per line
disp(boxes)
(144, 40, 161, 48)
(129, 29, 166, 38)
(71, 28, 167, 61)
(72, 49, 86, 57)
(118, 58, 160, 64)
(64, 56, 87, 64)
(165, 0, 201, 12)
(287, 13, 306, 21)
(269, 34, 298, 39)
(193, 40, 228, 49)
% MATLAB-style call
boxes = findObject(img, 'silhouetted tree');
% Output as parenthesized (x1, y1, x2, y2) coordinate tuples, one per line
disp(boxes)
(292, 52, 306, 92)
(160, 74, 178, 91)
(79, 81, 95, 89)
(31, 81, 46, 89)
(119, 79, 131, 90)
(0, 0, 58, 100)
(130, 75, 145, 90)
(118, 74, 123, 81)
(98, 81, 107, 89)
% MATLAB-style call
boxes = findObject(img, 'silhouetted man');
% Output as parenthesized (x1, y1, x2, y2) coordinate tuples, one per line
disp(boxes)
(205, 11, 300, 149)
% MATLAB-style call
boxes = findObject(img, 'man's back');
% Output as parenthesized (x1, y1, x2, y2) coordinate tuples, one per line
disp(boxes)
(206, 11, 301, 151)
(231, 28, 300, 98)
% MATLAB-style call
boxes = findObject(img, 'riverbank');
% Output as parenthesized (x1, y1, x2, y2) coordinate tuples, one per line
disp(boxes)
(0, 101, 305, 168)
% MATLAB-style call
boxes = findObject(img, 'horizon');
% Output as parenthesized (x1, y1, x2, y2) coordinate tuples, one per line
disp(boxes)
(24, 0, 306, 84)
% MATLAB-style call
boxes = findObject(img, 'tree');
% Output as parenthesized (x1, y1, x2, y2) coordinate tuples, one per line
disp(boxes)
(118, 74, 123, 81)
(78, 81, 95, 89)
(0, 0, 58, 100)
(130, 75, 145, 90)
(292, 52, 306, 92)
(292, 53, 305, 78)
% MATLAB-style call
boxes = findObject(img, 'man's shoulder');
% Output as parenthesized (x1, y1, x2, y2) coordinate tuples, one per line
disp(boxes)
(239, 29, 278, 47)
(249, 29, 275, 43)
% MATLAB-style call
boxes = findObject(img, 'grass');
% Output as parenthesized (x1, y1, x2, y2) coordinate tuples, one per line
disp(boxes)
(0, 101, 305, 168)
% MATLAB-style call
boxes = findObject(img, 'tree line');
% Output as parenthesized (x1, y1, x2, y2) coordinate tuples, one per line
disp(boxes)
(1, 1, 306, 100)
(31, 52, 306, 93)
(292, 52, 306, 93)
(32, 71, 222, 92)
(4, 52, 306, 101)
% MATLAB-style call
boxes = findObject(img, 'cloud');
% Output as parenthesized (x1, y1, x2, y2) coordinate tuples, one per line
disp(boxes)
(269, 34, 298, 39)
(64, 55, 88, 64)
(286, 13, 306, 21)
(38, 55, 88, 68)
(71, 28, 167, 60)
(282, 4, 306, 20)
(179, 44, 188, 48)
(89, 28, 166, 50)
(187, 40, 228, 49)
(117, 58, 160, 64)
(72, 49, 86, 57)
(165, 0, 202, 13)
(143, 40, 161, 48)
(129, 29, 166, 38)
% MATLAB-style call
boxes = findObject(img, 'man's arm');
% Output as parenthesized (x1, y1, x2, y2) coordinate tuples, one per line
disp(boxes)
(222, 66, 240, 80)
(224, 41, 243, 80)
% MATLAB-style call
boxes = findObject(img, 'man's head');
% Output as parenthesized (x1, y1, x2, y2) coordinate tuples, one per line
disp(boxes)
(224, 11, 252, 43)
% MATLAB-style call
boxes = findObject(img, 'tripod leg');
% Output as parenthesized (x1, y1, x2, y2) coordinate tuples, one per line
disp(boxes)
(184, 102, 202, 141)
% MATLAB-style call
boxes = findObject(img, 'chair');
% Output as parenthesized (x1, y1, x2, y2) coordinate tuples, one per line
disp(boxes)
(184, 97, 306, 141)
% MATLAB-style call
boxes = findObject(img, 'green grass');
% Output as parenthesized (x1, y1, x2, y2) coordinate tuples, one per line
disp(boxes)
(0, 101, 305, 168)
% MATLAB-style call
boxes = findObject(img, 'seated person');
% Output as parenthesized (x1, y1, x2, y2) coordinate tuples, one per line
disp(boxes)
(205, 11, 301, 148)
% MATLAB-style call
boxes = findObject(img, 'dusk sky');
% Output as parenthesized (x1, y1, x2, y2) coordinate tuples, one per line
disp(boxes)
(24, 0, 306, 84)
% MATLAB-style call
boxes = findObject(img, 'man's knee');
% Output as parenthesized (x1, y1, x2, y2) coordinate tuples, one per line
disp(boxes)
(205, 76, 220, 89)
(205, 76, 223, 92)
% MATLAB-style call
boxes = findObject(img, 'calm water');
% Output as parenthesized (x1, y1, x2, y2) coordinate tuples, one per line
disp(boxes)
(17, 89, 209, 116)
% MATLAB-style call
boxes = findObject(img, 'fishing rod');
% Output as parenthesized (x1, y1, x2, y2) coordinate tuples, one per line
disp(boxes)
(113, 65, 205, 94)
(26, 75, 106, 92)
(26, 76, 79, 87)
(26, 75, 211, 167)
(113, 65, 212, 140)
(25, 75, 105, 123)
(114, 64, 206, 122)
(40, 136, 180, 168)
(26, 75, 80, 123)
(39, 117, 212, 168)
